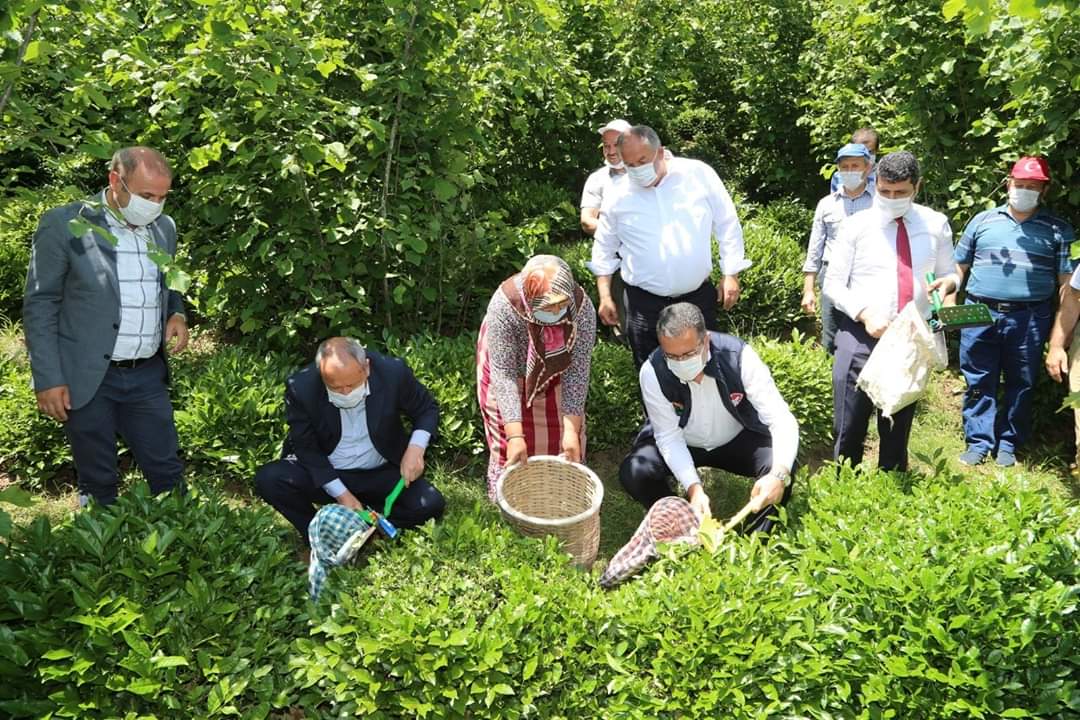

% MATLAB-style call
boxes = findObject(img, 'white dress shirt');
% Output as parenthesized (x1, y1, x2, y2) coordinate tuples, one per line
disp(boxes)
(580, 166, 627, 210)
(322, 384, 432, 498)
(639, 346, 800, 492)
(589, 157, 751, 296)
(103, 192, 162, 360)
(823, 203, 955, 323)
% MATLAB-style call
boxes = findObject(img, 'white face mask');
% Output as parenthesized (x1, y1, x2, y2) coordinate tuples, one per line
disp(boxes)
(1008, 187, 1040, 213)
(626, 150, 659, 187)
(532, 307, 567, 325)
(837, 170, 866, 192)
(666, 352, 706, 383)
(875, 193, 912, 220)
(327, 383, 369, 409)
(119, 178, 164, 227)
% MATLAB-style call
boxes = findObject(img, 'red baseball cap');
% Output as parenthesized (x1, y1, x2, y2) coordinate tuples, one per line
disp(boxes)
(1010, 156, 1051, 182)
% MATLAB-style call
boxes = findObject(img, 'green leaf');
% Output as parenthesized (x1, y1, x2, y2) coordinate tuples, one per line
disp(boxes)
(942, 0, 967, 20)
(151, 655, 190, 669)
(165, 268, 192, 294)
(141, 530, 159, 554)
(1007, 0, 1040, 19)
(23, 40, 54, 63)
(0, 486, 34, 507)
(126, 678, 161, 696)
(432, 179, 457, 202)
(324, 142, 348, 172)
(1019, 617, 1036, 646)
(41, 649, 74, 660)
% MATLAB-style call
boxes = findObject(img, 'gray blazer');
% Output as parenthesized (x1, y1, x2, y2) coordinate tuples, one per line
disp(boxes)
(22, 196, 186, 410)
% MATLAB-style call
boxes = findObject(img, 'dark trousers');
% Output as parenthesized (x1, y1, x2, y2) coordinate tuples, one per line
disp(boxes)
(624, 280, 718, 369)
(254, 458, 446, 544)
(959, 299, 1051, 456)
(618, 422, 795, 534)
(64, 354, 184, 504)
(832, 315, 916, 470)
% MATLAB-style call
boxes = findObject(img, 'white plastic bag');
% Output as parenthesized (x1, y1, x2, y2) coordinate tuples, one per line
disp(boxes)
(857, 303, 947, 419)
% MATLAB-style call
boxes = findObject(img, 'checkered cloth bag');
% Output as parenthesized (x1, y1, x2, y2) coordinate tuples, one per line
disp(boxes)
(599, 496, 701, 588)
(308, 505, 375, 600)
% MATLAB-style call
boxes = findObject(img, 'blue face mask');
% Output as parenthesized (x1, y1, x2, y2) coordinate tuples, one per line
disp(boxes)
(532, 307, 568, 325)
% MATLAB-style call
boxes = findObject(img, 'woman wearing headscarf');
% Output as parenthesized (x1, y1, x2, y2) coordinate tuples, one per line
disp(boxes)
(476, 255, 597, 500)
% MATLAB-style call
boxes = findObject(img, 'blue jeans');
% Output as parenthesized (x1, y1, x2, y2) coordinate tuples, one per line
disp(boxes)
(959, 298, 1052, 456)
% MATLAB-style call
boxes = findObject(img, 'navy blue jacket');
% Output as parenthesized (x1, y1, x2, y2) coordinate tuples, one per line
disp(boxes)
(281, 350, 439, 489)
(648, 331, 768, 435)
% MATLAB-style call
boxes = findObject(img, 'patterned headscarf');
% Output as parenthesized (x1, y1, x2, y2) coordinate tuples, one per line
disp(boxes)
(500, 255, 584, 407)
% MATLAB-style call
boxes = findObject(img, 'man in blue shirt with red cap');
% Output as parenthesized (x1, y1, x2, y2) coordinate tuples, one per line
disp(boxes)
(953, 156, 1076, 467)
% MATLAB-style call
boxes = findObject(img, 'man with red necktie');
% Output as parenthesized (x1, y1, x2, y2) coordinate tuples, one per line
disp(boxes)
(823, 151, 960, 471)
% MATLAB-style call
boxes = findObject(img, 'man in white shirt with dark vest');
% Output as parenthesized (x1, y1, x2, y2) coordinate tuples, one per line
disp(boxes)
(619, 303, 799, 534)
(589, 125, 749, 369)
(824, 151, 959, 471)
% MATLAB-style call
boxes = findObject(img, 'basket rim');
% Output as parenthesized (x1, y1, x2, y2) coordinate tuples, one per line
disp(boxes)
(495, 454, 604, 528)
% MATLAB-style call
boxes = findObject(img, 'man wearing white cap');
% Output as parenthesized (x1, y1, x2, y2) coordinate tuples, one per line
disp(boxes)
(580, 118, 632, 236)
(589, 124, 749, 369)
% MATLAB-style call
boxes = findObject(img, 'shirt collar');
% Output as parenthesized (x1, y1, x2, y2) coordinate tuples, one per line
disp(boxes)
(995, 204, 1044, 223)
(833, 183, 873, 201)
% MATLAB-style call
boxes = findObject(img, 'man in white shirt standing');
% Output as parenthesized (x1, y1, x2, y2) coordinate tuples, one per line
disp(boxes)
(580, 118, 631, 236)
(619, 303, 799, 534)
(590, 125, 750, 369)
(581, 118, 631, 339)
(824, 151, 959, 471)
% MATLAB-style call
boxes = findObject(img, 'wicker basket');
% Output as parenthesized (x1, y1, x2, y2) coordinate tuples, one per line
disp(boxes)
(495, 455, 604, 567)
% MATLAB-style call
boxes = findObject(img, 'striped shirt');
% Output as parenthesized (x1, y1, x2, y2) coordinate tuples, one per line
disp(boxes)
(954, 206, 1075, 302)
(103, 192, 162, 360)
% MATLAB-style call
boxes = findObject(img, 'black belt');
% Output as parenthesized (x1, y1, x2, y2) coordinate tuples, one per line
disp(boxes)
(967, 295, 1048, 313)
(110, 356, 156, 369)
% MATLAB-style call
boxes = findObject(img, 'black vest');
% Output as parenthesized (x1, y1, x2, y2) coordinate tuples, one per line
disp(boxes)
(648, 331, 768, 435)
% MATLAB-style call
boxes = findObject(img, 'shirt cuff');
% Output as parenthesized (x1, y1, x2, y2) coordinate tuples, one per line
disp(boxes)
(322, 478, 348, 499)
(674, 467, 702, 493)
(408, 429, 431, 449)
(721, 258, 753, 276)
(586, 258, 620, 277)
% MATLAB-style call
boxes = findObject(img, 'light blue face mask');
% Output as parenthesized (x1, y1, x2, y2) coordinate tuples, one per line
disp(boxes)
(532, 307, 568, 325)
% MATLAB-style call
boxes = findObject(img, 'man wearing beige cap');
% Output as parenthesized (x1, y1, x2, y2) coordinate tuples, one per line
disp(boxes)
(581, 119, 632, 338)
(580, 118, 632, 236)
(954, 156, 1076, 467)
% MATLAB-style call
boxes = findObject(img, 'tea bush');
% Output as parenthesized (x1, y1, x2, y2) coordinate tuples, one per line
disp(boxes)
(0, 361, 71, 489)
(292, 459, 1080, 718)
(0, 486, 308, 718)
(717, 199, 810, 340)
(754, 330, 834, 450)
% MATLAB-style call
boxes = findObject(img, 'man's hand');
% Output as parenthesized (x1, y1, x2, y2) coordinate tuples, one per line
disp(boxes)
(336, 491, 365, 512)
(165, 314, 189, 354)
(857, 308, 890, 338)
(688, 483, 711, 520)
(598, 296, 619, 327)
(560, 427, 582, 463)
(506, 435, 529, 467)
(400, 444, 426, 486)
(36, 385, 72, 422)
(719, 275, 740, 311)
(1046, 346, 1069, 383)
(749, 473, 785, 513)
(801, 289, 817, 315)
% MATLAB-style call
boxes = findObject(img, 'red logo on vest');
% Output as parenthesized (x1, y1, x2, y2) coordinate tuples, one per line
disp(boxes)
(730, 392, 744, 406)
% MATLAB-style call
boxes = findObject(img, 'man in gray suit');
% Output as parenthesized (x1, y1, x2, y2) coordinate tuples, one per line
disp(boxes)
(23, 146, 189, 505)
